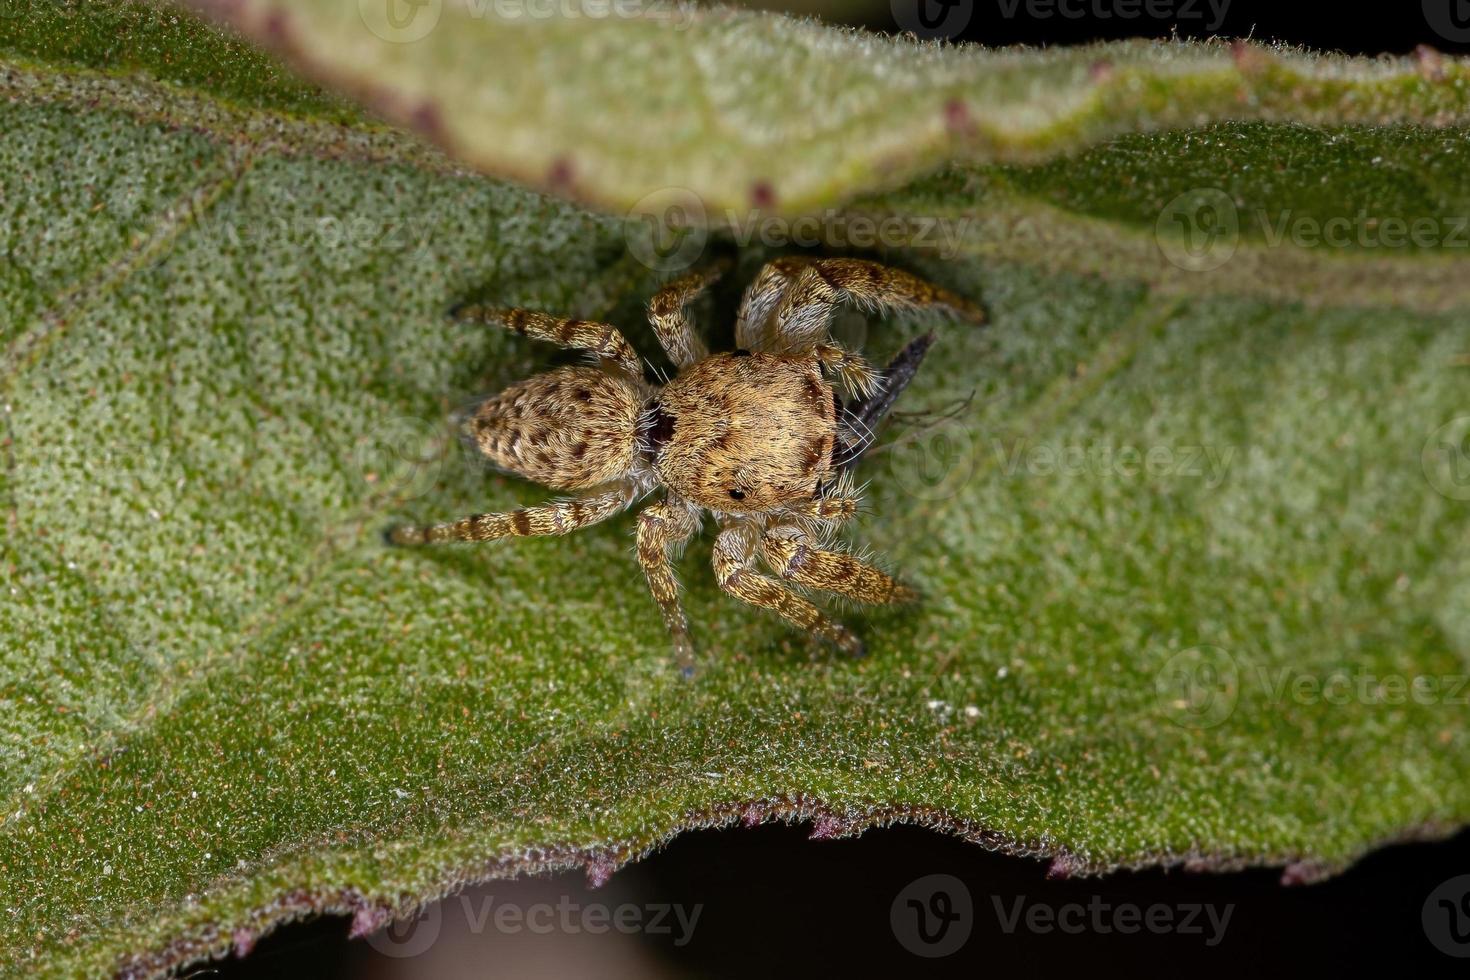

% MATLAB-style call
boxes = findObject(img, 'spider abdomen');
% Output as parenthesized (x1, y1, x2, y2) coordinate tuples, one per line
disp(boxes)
(462, 365, 643, 491)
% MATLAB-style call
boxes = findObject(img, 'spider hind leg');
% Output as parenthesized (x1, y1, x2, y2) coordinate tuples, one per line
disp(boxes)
(386, 484, 633, 545)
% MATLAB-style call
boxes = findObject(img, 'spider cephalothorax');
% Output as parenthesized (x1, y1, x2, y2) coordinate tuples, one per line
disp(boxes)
(389, 257, 984, 673)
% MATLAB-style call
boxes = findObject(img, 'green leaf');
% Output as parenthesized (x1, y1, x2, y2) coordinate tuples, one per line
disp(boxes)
(3, 2, 1469, 976)
(189, 0, 1470, 214)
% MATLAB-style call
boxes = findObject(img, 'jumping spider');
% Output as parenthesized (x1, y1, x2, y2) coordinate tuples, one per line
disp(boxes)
(388, 257, 984, 673)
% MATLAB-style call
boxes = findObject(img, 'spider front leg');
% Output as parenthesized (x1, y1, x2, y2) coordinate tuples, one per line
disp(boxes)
(636, 498, 701, 675)
(760, 525, 918, 606)
(733, 259, 797, 351)
(387, 483, 633, 545)
(647, 261, 728, 369)
(748, 256, 985, 354)
(711, 525, 865, 657)
(451, 305, 645, 380)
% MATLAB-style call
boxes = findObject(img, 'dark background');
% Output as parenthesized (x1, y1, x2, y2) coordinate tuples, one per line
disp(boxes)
(204, 3, 1470, 977)
(928, 0, 1470, 53)
(216, 823, 1470, 979)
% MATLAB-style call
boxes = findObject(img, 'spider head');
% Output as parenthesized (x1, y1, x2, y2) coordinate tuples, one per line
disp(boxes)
(647, 350, 838, 513)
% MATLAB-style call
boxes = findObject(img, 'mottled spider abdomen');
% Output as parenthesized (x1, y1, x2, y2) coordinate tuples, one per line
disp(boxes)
(652, 350, 836, 513)
(463, 365, 644, 491)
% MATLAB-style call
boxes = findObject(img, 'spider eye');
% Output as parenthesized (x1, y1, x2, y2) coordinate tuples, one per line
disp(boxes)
(728, 488, 746, 501)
